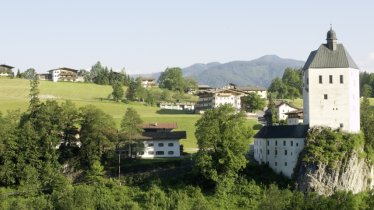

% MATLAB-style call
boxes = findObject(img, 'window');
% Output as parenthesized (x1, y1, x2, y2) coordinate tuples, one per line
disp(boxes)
(285, 150, 288, 155)
(275, 162, 277, 166)
(285, 162, 288, 166)
(156, 151, 164, 155)
(296, 143, 299, 147)
(168, 151, 174, 155)
(283, 141, 286, 146)
(168, 143, 174, 147)
(275, 140, 278, 146)
(158, 143, 164, 147)
(148, 151, 154, 155)
(340, 75, 344, 84)
(148, 143, 154, 147)
(139, 151, 144, 155)
(275, 149, 278, 155)
(291, 141, 293, 146)
(319, 75, 323, 84)
(260, 149, 262, 154)
(324, 94, 328, 100)
(340, 123, 344, 128)
(329, 75, 333, 84)
(267, 141, 269, 146)
(267, 150, 269, 155)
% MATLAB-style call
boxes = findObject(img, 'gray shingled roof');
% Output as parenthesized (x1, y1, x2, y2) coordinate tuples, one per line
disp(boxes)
(303, 44, 359, 70)
(254, 125, 309, 139)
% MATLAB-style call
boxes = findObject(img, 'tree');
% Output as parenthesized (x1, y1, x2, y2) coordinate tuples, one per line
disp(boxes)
(242, 93, 266, 112)
(79, 105, 116, 166)
(120, 108, 143, 158)
(16, 69, 22, 78)
(111, 82, 124, 102)
(158, 67, 186, 92)
(194, 105, 251, 191)
(23, 68, 36, 80)
(28, 75, 40, 112)
(268, 78, 287, 99)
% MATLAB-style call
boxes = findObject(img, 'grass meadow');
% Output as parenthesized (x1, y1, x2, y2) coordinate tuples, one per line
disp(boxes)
(0, 78, 262, 152)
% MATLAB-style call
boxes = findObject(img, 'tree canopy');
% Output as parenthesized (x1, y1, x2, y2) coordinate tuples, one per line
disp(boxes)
(241, 93, 266, 112)
(194, 105, 252, 191)
(158, 67, 197, 93)
(268, 68, 302, 99)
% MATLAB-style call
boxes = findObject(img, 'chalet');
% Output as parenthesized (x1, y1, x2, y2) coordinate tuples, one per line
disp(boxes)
(223, 83, 267, 99)
(285, 110, 303, 125)
(139, 77, 157, 88)
(274, 101, 300, 121)
(0, 64, 14, 77)
(159, 102, 195, 111)
(195, 88, 247, 113)
(48, 67, 79, 82)
(136, 122, 186, 158)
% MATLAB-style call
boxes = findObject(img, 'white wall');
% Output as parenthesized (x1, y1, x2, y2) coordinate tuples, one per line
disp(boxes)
(287, 118, 303, 125)
(139, 140, 181, 158)
(304, 68, 360, 133)
(254, 138, 305, 178)
(277, 104, 297, 121)
(213, 95, 242, 110)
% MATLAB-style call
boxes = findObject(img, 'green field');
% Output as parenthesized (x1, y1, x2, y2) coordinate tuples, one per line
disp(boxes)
(0, 78, 262, 152)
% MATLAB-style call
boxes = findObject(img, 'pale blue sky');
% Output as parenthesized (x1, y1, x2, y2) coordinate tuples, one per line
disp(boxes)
(1, 0, 374, 74)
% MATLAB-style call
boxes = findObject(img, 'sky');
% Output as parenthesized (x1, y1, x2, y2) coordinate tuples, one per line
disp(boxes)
(1, 0, 374, 74)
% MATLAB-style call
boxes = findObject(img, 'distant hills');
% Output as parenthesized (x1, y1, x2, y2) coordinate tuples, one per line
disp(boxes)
(136, 55, 305, 88)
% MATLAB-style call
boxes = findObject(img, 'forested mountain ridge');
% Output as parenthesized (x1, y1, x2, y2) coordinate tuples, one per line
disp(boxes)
(136, 55, 305, 88)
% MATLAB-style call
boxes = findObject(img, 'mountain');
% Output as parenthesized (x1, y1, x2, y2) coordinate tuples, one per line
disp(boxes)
(135, 55, 305, 88)
(185, 55, 304, 88)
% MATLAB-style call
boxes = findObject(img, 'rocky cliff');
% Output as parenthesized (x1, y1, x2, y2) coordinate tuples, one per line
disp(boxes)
(295, 151, 374, 196)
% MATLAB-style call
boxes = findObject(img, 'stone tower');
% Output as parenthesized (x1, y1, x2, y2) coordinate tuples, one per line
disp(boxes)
(303, 28, 360, 133)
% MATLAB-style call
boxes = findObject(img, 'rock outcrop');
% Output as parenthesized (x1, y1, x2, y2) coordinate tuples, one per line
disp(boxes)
(295, 151, 374, 196)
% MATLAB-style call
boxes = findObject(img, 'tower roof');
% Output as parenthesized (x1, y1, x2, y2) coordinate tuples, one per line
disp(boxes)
(303, 29, 358, 70)
(326, 27, 337, 41)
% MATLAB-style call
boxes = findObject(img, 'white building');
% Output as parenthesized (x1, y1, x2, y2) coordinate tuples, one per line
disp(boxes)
(195, 89, 247, 112)
(159, 102, 195, 111)
(285, 110, 304, 125)
(275, 102, 299, 121)
(303, 28, 360, 133)
(254, 28, 360, 178)
(137, 123, 186, 158)
(139, 77, 157, 88)
(48, 67, 79, 82)
(254, 125, 309, 178)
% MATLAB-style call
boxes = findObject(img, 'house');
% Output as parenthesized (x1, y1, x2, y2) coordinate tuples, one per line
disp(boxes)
(254, 28, 360, 178)
(285, 110, 303, 125)
(48, 67, 79, 82)
(136, 122, 186, 158)
(0, 64, 14, 77)
(235, 86, 267, 99)
(38, 73, 51, 81)
(139, 77, 157, 88)
(275, 101, 300, 121)
(223, 83, 267, 99)
(159, 102, 195, 111)
(195, 88, 248, 113)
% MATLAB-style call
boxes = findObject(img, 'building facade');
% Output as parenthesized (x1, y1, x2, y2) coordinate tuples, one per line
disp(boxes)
(195, 89, 247, 112)
(0, 64, 14, 77)
(49, 67, 79, 82)
(137, 123, 186, 158)
(159, 102, 195, 111)
(303, 28, 360, 133)
(254, 28, 360, 178)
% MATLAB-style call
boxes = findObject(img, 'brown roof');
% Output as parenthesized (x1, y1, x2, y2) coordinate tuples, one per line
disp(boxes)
(235, 86, 267, 91)
(285, 110, 303, 115)
(0, 64, 14, 69)
(135, 131, 186, 140)
(48, 67, 78, 72)
(141, 122, 177, 129)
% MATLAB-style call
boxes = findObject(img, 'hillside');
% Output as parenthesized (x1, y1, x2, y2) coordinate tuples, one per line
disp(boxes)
(136, 55, 304, 88)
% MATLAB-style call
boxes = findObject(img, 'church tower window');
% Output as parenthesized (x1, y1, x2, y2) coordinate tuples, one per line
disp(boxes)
(329, 75, 333, 84)
(340, 75, 344, 84)
(319, 75, 323, 84)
